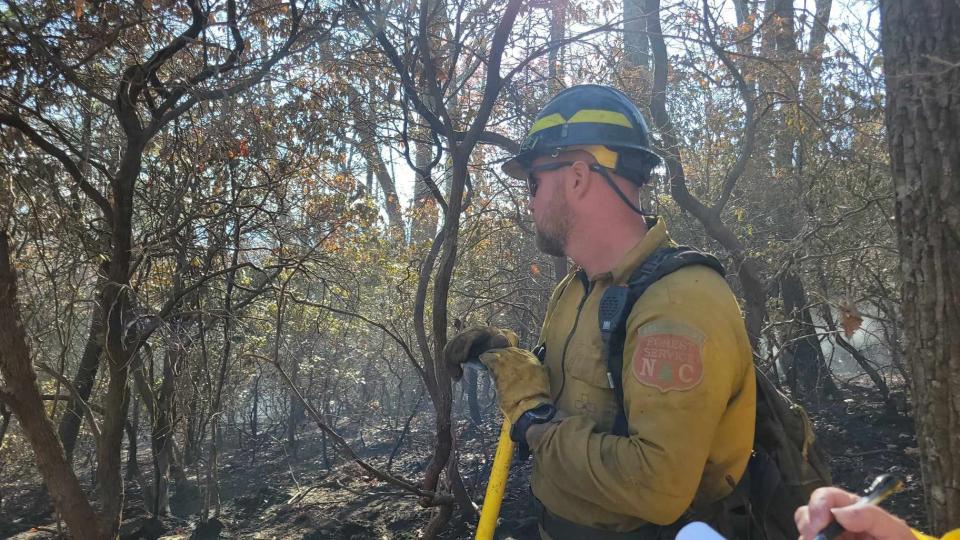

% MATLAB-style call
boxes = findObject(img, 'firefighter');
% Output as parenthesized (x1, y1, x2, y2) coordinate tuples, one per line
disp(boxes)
(445, 85, 756, 539)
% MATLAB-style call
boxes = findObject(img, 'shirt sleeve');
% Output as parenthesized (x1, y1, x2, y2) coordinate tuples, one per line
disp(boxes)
(916, 530, 960, 540)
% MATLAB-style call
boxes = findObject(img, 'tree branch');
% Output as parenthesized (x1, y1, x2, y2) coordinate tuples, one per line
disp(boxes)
(115, 0, 205, 137)
(417, 0, 455, 135)
(702, 0, 758, 215)
(0, 112, 113, 218)
(346, 0, 448, 138)
(151, 5, 322, 135)
(462, 0, 524, 149)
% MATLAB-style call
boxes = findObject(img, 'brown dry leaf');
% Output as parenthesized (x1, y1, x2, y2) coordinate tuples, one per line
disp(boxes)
(530, 263, 541, 277)
(840, 301, 863, 338)
(75, 0, 83, 19)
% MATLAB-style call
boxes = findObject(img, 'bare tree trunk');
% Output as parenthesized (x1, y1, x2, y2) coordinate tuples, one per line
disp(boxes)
(278, 305, 301, 459)
(465, 369, 482, 428)
(320, 376, 332, 470)
(349, 87, 406, 234)
(412, 136, 440, 247)
(57, 288, 105, 462)
(97, 331, 132, 532)
(780, 272, 837, 397)
(0, 401, 7, 509)
(770, 0, 799, 180)
(802, 0, 832, 121)
(185, 376, 202, 466)
(249, 369, 261, 459)
(151, 344, 180, 516)
(204, 183, 242, 522)
(126, 392, 140, 481)
(623, 0, 650, 71)
(0, 230, 105, 539)
(623, 0, 659, 214)
(286, 367, 303, 458)
(96, 139, 145, 535)
(880, 1, 960, 532)
(427, 150, 477, 525)
(0, 401, 11, 450)
(410, 0, 453, 250)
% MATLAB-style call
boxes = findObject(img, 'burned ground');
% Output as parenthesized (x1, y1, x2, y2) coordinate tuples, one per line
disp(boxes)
(0, 383, 922, 540)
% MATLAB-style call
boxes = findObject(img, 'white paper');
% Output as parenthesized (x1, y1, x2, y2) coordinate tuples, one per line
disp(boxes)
(676, 521, 726, 540)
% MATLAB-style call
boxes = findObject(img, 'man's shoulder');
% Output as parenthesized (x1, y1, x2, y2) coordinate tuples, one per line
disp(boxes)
(625, 265, 750, 374)
(636, 263, 733, 304)
(626, 264, 743, 335)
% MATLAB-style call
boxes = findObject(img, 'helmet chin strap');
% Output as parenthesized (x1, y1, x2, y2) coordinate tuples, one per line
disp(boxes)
(590, 164, 647, 217)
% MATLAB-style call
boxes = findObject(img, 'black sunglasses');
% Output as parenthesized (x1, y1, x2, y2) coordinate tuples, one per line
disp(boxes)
(526, 161, 575, 197)
(525, 160, 614, 197)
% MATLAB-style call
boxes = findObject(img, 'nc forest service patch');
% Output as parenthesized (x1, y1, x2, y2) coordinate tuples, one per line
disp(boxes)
(631, 320, 705, 392)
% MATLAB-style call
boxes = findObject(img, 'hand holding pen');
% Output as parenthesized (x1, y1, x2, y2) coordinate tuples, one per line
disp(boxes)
(795, 475, 913, 540)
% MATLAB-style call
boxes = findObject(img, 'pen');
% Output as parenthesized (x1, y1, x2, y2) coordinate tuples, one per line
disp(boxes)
(814, 474, 904, 540)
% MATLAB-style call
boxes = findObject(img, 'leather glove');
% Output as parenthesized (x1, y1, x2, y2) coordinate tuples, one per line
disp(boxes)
(443, 325, 519, 380)
(479, 347, 551, 424)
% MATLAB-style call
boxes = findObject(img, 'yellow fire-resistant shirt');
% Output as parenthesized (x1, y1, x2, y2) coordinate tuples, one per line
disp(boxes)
(529, 217, 756, 532)
(916, 531, 960, 540)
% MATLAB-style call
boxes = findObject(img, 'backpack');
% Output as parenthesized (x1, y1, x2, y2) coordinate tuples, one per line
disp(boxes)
(597, 246, 832, 539)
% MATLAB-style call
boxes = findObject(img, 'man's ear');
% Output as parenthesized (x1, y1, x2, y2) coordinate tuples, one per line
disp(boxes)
(568, 161, 592, 198)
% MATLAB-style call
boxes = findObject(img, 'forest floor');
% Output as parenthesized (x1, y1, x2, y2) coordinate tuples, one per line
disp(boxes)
(0, 382, 924, 540)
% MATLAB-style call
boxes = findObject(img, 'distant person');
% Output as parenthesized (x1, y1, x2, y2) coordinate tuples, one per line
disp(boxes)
(444, 84, 756, 539)
(795, 486, 960, 540)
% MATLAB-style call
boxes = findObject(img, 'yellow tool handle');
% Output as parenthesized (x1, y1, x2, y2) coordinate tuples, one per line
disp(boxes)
(475, 421, 514, 540)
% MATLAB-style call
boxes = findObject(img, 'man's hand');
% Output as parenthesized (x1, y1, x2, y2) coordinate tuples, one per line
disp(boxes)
(478, 347, 550, 423)
(795, 487, 915, 540)
(443, 326, 519, 380)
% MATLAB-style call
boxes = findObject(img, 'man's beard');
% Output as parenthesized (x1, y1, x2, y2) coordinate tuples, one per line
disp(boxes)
(536, 226, 567, 257)
(534, 193, 571, 257)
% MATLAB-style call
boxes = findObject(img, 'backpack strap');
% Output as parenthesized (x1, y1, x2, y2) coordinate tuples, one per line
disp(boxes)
(598, 246, 725, 436)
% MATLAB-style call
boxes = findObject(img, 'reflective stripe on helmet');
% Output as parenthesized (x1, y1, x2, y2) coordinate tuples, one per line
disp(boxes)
(527, 109, 634, 137)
